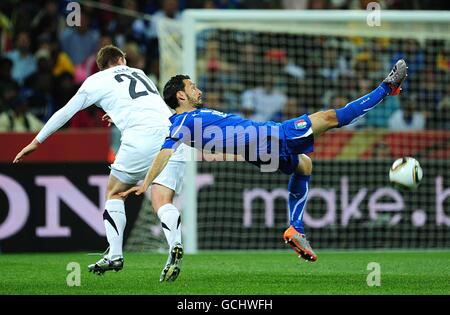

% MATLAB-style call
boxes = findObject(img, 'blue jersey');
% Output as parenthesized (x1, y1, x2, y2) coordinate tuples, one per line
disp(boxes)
(161, 108, 314, 174)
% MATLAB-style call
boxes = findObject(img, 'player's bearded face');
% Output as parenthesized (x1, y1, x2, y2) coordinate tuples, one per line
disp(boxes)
(187, 91, 203, 108)
(183, 79, 203, 108)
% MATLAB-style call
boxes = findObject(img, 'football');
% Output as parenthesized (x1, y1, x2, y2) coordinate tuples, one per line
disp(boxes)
(389, 157, 423, 190)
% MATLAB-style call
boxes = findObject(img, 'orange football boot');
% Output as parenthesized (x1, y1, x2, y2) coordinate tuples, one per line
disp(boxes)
(283, 226, 317, 262)
(383, 59, 408, 96)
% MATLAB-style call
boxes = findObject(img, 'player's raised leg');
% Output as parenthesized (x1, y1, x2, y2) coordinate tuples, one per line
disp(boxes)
(309, 59, 408, 137)
(88, 175, 132, 275)
(282, 60, 407, 262)
(151, 183, 184, 282)
(283, 154, 318, 262)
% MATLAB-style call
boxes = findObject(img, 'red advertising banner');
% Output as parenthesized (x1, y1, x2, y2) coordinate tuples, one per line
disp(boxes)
(0, 130, 111, 163)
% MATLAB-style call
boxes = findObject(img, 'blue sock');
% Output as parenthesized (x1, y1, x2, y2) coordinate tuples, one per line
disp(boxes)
(335, 83, 391, 127)
(288, 173, 310, 234)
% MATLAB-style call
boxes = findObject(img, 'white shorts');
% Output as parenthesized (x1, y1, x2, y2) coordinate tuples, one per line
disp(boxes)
(110, 128, 186, 194)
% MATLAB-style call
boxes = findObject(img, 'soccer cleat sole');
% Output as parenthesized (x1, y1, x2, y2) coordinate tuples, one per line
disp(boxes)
(385, 60, 408, 96)
(284, 237, 317, 262)
(165, 266, 181, 282)
(88, 265, 123, 275)
(160, 246, 183, 282)
(89, 267, 106, 276)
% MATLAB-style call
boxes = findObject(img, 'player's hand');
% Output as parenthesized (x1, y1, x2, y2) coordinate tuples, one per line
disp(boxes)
(102, 113, 113, 127)
(13, 139, 40, 163)
(118, 186, 146, 198)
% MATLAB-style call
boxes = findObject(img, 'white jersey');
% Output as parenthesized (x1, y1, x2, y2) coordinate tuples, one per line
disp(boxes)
(36, 65, 173, 143)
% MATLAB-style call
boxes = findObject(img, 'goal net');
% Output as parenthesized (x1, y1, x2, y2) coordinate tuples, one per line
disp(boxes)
(127, 10, 450, 252)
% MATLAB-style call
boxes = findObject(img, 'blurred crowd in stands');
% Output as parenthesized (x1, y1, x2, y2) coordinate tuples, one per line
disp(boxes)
(0, 0, 449, 133)
(198, 32, 450, 131)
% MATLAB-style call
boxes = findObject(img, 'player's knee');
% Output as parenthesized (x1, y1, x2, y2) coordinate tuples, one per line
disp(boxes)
(106, 188, 126, 200)
(107, 192, 125, 200)
(297, 154, 312, 176)
(151, 185, 174, 211)
(151, 196, 168, 212)
(323, 110, 339, 129)
(309, 110, 339, 136)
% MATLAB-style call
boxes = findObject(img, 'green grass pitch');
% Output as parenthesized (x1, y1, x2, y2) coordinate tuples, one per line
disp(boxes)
(1, 250, 449, 295)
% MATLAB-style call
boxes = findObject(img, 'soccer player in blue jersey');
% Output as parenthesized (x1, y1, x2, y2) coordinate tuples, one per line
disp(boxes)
(120, 60, 407, 262)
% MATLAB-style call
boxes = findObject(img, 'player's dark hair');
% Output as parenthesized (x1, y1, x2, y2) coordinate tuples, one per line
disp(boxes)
(96, 45, 126, 70)
(163, 74, 191, 109)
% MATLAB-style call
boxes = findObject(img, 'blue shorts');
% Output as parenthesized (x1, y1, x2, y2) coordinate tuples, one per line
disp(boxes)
(277, 114, 314, 175)
(281, 114, 315, 156)
(246, 114, 314, 175)
(278, 154, 300, 175)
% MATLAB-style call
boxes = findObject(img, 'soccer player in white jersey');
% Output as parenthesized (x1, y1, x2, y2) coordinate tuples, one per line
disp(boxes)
(13, 45, 185, 282)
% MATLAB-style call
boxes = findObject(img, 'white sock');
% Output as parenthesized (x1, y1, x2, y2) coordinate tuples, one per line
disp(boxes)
(103, 199, 126, 259)
(157, 203, 182, 250)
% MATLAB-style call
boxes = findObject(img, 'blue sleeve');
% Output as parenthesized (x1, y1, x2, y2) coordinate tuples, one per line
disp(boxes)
(161, 137, 181, 150)
(160, 114, 191, 151)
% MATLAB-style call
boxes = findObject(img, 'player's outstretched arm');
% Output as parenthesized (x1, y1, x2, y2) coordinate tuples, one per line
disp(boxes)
(13, 138, 41, 163)
(118, 148, 174, 198)
(13, 90, 93, 163)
